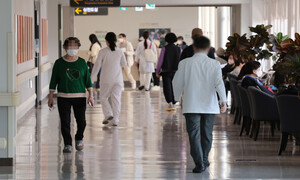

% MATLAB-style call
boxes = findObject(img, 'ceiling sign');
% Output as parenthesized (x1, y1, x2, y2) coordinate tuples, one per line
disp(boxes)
(74, 7, 108, 15)
(70, 0, 121, 7)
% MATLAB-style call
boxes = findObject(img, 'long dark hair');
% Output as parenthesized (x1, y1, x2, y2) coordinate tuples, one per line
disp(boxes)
(237, 61, 261, 80)
(143, 31, 149, 49)
(105, 32, 117, 51)
(89, 34, 102, 50)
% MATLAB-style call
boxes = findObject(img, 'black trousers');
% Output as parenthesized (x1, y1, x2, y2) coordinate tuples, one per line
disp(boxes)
(57, 97, 87, 146)
(162, 72, 176, 104)
(152, 70, 160, 86)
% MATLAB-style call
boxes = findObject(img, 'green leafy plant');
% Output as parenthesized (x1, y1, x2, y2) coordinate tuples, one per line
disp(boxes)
(225, 24, 273, 62)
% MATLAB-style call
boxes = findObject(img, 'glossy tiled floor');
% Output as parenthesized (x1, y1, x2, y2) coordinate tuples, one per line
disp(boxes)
(1, 89, 300, 180)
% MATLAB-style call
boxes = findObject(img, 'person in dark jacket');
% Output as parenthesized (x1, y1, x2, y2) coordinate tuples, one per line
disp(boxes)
(156, 33, 181, 111)
(238, 61, 273, 95)
(177, 36, 188, 50)
(180, 28, 215, 60)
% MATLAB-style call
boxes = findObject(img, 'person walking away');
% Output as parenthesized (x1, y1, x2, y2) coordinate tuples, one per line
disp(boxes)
(135, 31, 157, 91)
(173, 36, 227, 173)
(180, 28, 215, 60)
(48, 37, 94, 153)
(91, 32, 127, 126)
(118, 33, 136, 90)
(87, 34, 102, 94)
(151, 40, 161, 91)
(156, 33, 181, 111)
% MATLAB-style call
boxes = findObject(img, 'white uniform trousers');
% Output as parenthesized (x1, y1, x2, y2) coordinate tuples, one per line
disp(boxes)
(100, 83, 122, 123)
(139, 72, 152, 90)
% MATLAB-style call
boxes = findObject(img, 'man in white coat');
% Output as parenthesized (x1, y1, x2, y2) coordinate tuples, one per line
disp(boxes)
(172, 36, 227, 173)
(118, 33, 136, 90)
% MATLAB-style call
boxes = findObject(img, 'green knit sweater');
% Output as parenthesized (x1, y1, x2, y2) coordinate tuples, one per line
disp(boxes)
(49, 57, 93, 98)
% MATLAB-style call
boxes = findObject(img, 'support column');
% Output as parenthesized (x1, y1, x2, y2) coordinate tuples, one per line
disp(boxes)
(216, 7, 227, 48)
(0, 0, 18, 166)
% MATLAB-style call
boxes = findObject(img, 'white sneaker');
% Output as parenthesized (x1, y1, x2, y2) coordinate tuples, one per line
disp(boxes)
(151, 86, 161, 91)
(109, 120, 118, 126)
(131, 83, 136, 90)
(166, 103, 176, 111)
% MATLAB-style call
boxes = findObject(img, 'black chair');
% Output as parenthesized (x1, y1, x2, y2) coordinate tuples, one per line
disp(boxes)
(237, 84, 252, 136)
(227, 74, 238, 114)
(276, 95, 300, 155)
(247, 87, 279, 141)
(229, 78, 242, 125)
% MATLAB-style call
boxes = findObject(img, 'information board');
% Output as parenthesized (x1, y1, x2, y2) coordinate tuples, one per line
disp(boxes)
(70, 0, 120, 7)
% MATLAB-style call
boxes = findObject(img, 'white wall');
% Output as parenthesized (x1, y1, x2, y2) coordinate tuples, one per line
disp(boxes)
(47, 0, 59, 63)
(14, 0, 36, 120)
(74, 7, 199, 50)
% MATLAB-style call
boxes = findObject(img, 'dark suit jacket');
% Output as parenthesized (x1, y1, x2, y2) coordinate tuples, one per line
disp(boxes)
(180, 45, 215, 61)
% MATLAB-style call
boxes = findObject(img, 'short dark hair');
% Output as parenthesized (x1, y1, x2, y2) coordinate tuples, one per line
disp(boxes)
(119, 33, 126, 38)
(193, 36, 210, 50)
(63, 37, 81, 49)
(165, 33, 177, 44)
(178, 36, 184, 40)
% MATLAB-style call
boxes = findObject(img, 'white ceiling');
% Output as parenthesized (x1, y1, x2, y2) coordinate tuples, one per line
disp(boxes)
(60, 0, 250, 6)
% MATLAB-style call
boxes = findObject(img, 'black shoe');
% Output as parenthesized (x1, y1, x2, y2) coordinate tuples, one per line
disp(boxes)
(138, 86, 144, 91)
(192, 165, 206, 173)
(204, 161, 210, 168)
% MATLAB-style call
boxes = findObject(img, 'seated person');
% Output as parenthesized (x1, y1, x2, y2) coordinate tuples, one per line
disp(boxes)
(215, 47, 228, 65)
(237, 61, 273, 95)
(277, 76, 299, 96)
(230, 58, 245, 77)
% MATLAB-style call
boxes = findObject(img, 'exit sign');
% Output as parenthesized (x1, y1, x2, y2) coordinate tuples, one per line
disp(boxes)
(145, 4, 155, 9)
(74, 7, 108, 16)
(70, 0, 121, 7)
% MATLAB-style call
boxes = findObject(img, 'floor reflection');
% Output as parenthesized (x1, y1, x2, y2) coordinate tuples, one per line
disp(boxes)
(5, 89, 300, 179)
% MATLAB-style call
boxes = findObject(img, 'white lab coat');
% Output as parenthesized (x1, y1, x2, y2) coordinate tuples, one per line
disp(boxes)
(172, 52, 227, 114)
(91, 47, 127, 85)
(90, 47, 127, 122)
(135, 39, 157, 73)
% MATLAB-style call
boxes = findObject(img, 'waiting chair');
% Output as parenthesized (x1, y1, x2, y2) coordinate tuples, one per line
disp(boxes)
(276, 95, 300, 155)
(237, 84, 252, 136)
(227, 73, 238, 114)
(229, 78, 242, 125)
(247, 86, 279, 141)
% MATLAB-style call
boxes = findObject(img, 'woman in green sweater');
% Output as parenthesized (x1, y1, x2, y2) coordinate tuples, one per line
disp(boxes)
(48, 37, 94, 153)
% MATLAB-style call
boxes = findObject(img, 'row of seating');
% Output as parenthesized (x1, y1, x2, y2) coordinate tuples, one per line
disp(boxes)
(228, 75, 300, 155)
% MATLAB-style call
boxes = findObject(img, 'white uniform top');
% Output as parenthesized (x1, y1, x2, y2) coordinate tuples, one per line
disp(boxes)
(135, 39, 157, 73)
(172, 52, 227, 114)
(91, 47, 127, 85)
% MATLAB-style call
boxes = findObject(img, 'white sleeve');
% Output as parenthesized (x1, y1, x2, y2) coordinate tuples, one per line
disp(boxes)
(172, 62, 185, 101)
(135, 44, 141, 63)
(126, 42, 135, 56)
(91, 49, 103, 82)
(215, 62, 227, 103)
(120, 51, 127, 67)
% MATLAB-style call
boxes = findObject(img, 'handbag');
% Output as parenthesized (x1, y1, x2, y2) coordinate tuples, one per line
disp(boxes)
(144, 42, 157, 63)
(87, 56, 94, 74)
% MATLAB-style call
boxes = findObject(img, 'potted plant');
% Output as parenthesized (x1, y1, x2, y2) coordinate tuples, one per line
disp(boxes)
(273, 33, 300, 97)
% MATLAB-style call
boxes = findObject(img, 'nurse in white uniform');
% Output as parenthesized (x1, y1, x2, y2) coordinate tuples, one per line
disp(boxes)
(135, 31, 157, 91)
(91, 32, 127, 126)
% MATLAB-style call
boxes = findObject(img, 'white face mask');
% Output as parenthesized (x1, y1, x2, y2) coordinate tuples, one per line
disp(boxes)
(67, 49, 78, 56)
(177, 40, 182, 45)
(256, 69, 263, 77)
(118, 38, 123, 43)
